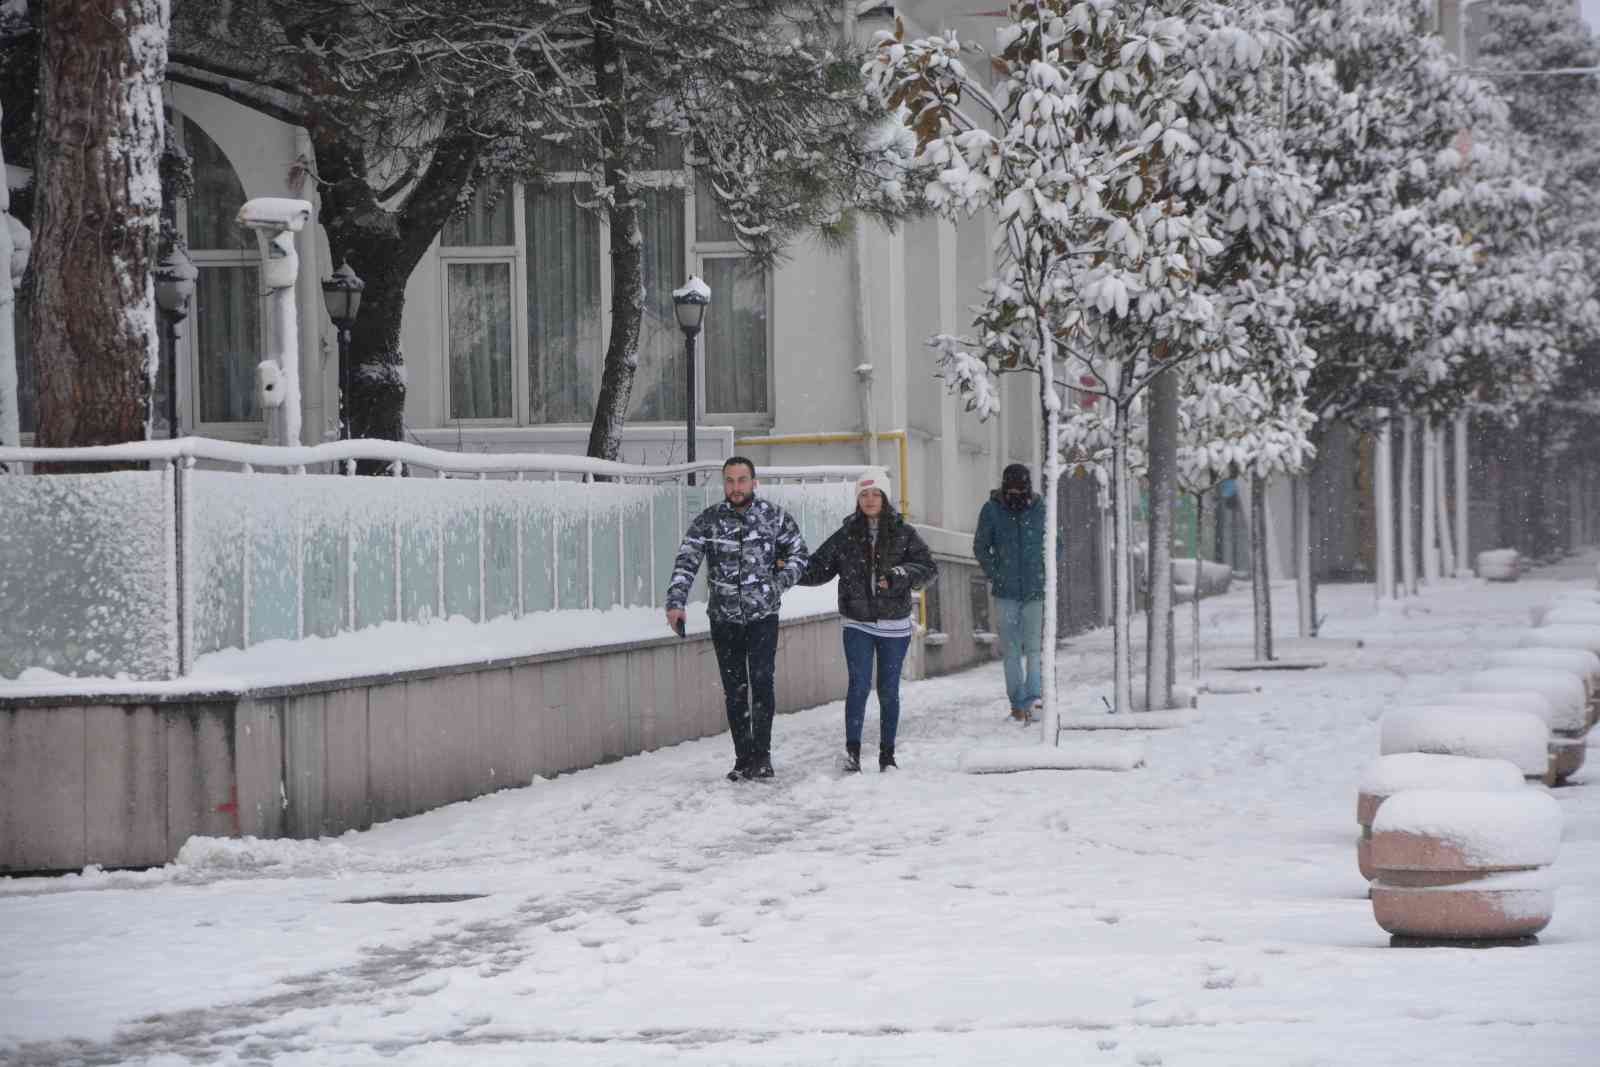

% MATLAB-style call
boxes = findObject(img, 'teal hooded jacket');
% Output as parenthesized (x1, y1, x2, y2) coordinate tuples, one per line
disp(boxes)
(974, 491, 1046, 602)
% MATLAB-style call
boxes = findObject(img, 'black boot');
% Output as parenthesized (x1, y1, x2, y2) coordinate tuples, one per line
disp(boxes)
(879, 745, 896, 772)
(751, 752, 775, 779)
(844, 742, 862, 773)
(727, 756, 749, 782)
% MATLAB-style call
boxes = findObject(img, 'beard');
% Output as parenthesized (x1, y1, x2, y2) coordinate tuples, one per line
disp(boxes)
(725, 488, 754, 507)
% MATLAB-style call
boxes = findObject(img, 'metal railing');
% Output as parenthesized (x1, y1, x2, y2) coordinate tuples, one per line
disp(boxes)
(0, 438, 863, 682)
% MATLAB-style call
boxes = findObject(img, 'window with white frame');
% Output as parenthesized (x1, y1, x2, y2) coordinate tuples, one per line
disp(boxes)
(164, 113, 266, 434)
(440, 140, 771, 429)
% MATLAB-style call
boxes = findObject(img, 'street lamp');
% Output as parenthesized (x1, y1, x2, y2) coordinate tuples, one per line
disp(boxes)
(321, 260, 364, 440)
(152, 245, 197, 439)
(672, 276, 710, 486)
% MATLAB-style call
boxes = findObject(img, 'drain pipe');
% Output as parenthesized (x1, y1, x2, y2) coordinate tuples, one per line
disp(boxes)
(856, 363, 880, 466)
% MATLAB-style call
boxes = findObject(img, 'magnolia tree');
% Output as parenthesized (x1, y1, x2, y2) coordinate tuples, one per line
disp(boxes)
(867, 0, 1311, 719)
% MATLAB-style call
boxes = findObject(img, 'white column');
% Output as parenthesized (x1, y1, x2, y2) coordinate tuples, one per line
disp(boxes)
(1454, 412, 1471, 575)
(1374, 411, 1396, 601)
(1435, 424, 1456, 577)
(1421, 421, 1440, 583)
(937, 218, 960, 528)
(1400, 416, 1417, 596)
(238, 198, 313, 446)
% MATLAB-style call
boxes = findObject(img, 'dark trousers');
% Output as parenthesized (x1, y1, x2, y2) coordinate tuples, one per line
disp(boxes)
(842, 627, 912, 748)
(709, 615, 780, 762)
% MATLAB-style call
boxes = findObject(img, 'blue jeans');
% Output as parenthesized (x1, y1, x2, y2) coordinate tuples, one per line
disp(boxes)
(995, 597, 1043, 710)
(842, 627, 912, 748)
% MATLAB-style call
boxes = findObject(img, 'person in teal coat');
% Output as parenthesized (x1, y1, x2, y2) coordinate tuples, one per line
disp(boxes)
(974, 464, 1046, 721)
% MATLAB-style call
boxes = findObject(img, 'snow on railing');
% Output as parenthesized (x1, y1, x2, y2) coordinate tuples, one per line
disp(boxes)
(0, 438, 863, 682)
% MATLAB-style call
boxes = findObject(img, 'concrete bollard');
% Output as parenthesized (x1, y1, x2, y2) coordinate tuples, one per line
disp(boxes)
(1486, 647, 1600, 729)
(1369, 789, 1561, 944)
(1379, 706, 1550, 781)
(1476, 549, 1520, 582)
(1356, 754, 1524, 882)
(1462, 669, 1590, 784)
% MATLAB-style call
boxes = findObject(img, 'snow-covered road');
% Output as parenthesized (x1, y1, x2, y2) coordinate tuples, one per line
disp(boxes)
(2, 559, 1597, 1066)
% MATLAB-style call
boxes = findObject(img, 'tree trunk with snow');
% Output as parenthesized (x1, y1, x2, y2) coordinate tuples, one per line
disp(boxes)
(0, 101, 17, 456)
(1421, 420, 1439, 583)
(1192, 491, 1205, 680)
(30, 0, 167, 459)
(1435, 422, 1456, 576)
(1111, 402, 1136, 714)
(585, 0, 647, 462)
(1250, 473, 1274, 663)
(1039, 353, 1061, 742)
(1144, 365, 1178, 711)
(1293, 473, 1316, 638)
(308, 124, 479, 470)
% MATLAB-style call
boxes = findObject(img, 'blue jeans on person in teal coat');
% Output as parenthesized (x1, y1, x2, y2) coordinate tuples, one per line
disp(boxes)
(996, 597, 1043, 711)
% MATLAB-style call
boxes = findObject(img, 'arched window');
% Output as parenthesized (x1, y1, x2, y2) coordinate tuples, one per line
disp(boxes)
(174, 115, 264, 430)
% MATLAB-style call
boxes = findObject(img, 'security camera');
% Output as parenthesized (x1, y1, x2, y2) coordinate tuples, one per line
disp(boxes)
(236, 197, 312, 233)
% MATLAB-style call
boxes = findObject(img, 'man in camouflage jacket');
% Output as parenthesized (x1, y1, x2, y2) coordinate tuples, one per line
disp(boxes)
(665, 457, 809, 781)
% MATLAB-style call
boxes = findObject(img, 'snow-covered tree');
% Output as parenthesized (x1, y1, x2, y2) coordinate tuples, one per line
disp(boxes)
(28, 0, 167, 457)
(867, 0, 1312, 717)
(168, 0, 909, 461)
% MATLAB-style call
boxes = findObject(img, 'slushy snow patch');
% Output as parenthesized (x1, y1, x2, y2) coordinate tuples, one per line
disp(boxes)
(1372, 789, 1562, 869)
(1379, 706, 1549, 777)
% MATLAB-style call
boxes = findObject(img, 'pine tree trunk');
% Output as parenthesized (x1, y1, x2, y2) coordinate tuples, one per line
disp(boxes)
(585, 0, 645, 462)
(1251, 473, 1274, 663)
(1143, 365, 1178, 711)
(0, 101, 17, 456)
(31, 0, 168, 462)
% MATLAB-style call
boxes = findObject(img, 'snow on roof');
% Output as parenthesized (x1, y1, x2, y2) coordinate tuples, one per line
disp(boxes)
(1372, 789, 1562, 870)
(1379, 705, 1549, 777)
(1359, 752, 1526, 798)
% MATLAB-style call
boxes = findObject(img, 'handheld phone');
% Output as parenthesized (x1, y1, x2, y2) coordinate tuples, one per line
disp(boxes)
(673, 617, 687, 638)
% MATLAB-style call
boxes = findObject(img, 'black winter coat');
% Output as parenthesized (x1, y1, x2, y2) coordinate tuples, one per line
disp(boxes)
(799, 506, 937, 623)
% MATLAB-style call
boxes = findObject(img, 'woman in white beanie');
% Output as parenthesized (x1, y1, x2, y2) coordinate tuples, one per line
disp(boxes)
(799, 467, 937, 771)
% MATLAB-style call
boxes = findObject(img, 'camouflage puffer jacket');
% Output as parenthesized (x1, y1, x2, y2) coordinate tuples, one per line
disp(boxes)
(665, 497, 810, 623)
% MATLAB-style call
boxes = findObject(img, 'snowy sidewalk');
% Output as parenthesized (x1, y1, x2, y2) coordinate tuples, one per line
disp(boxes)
(2, 559, 1597, 1066)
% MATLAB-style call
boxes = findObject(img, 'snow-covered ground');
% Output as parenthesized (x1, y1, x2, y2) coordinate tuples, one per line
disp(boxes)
(2, 557, 1597, 1066)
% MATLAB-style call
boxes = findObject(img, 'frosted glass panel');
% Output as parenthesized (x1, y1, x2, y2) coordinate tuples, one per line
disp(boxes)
(520, 502, 556, 613)
(400, 516, 440, 623)
(556, 506, 588, 609)
(353, 519, 397, 630)
(442, 506, 481, 621)
(248, 508, 298, 644)
(590, 508, 621, 610)
(0, 471, 171, 680)
(484, 496, 519, 621)
(623, 497, 654, 607)
(301, 522, 346, 638)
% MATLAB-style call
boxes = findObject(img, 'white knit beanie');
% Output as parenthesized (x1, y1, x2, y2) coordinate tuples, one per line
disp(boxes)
(855, 466, 893, 507)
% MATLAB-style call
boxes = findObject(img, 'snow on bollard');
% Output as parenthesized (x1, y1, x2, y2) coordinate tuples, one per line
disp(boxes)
(1517, 623, 1600, 660)
(1487, 647, 1600, 704)
(1369, 789, 1561, 944)
(1532, 604, 1600, 629)
(1379, 706, 1549, 781)
(1355, 754, 1524, 883)
(1456, 671, 1588, 785)
(1476, 549, 1520, 582)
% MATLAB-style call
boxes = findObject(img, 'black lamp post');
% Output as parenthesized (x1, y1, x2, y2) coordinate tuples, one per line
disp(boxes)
(152, 245, 197, 439)
(672, 277, 709, 486)
(321, 260, 365, 441)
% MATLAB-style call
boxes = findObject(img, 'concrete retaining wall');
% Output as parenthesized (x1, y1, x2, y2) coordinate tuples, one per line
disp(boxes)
(0, 614, 849, 873)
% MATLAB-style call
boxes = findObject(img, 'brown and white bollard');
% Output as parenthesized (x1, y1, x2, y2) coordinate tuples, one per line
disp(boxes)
(1462, 668, 1590, 785)
(1379, 706, 1550, 782)
(1476, 549, 1521, 582)
(1487, 647, 1600, 730)
(1356, 754, 1524, 882)
(1369, 789, 1561, 945)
